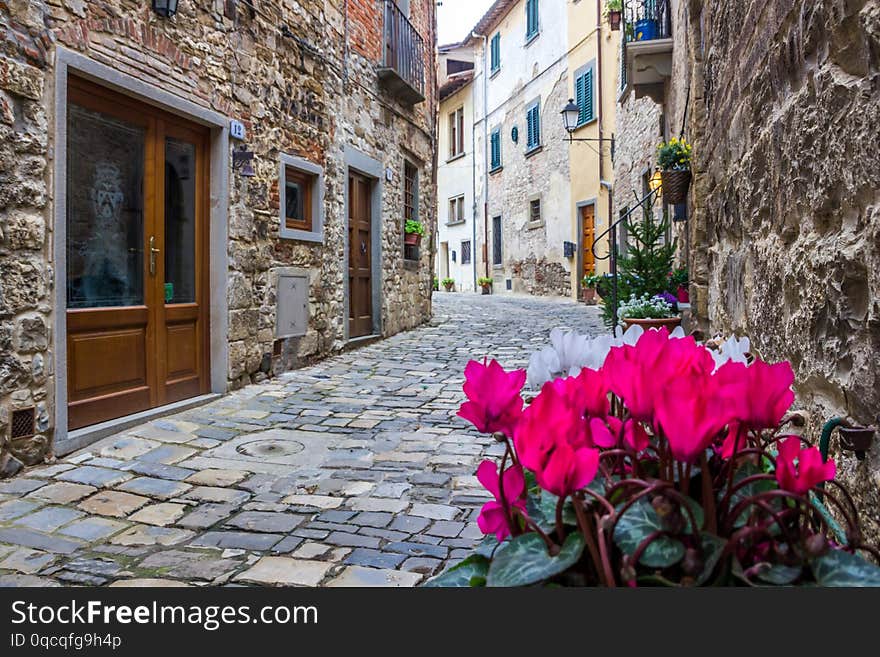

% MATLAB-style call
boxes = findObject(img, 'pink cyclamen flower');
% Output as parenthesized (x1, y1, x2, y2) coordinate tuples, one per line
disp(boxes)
(476, 459, 527, 541)
(655, 376, 732, 463)
(775, 436, 836, 495)
(457, 359, 526, 437)
(715, 359, 795, 432)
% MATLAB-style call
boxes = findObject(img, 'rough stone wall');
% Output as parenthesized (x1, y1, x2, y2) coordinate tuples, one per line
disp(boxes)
(683, 0, 880, 541)
(0, 0, 436, 470)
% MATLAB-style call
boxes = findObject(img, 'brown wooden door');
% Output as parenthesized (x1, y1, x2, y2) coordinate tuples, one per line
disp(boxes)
(66, 77, 210, 430)
(581, 204, 596, 278)
(348, 172, 373, 338)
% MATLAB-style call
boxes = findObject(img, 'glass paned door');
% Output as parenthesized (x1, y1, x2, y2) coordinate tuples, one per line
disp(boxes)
(67, 104, 145, 309)
(164, 137, 196, 304)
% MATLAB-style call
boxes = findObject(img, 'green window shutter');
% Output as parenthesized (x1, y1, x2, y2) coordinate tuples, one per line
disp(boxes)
(526, 0, 538, 38)
(575, 73, 586, 125)
(584, 69, 594, 124)
(490, 131, 501, 169)
(491, 33, 500, 72)
(526, 105, 540, 149)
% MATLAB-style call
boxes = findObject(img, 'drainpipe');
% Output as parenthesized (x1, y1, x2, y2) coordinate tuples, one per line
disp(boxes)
(472, 30, 490, 279)
(471, 109, 478, 290)
(595, 0, 605, 183)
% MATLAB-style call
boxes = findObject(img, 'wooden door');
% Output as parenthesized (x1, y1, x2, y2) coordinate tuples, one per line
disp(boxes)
(348, 172, 373, 338)
(66, 77, 210, 430)
(581, 204, 596, 278)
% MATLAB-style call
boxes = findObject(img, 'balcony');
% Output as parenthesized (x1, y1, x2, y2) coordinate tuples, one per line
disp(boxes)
(620, 0, 673, 103)
(378, 0, 426, 105)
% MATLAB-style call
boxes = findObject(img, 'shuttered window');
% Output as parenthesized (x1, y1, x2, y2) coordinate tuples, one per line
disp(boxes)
(492, 215, 503, 265)
(490, 129, 502, 170)
(526, 0, 539, 40)
(575, 67, 594, 126)
(526, 102, 541, 151)
(490, 33, 501, 73)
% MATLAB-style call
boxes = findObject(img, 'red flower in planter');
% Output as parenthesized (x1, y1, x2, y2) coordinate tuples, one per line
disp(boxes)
(775, 436, 836, 495)
(715, 359, 795, 431)
(476, 459, 527, 541)
(458, 359, 526, 437)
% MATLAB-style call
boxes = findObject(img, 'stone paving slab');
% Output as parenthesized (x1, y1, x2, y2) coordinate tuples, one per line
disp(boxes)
(0, 295, 603, 586)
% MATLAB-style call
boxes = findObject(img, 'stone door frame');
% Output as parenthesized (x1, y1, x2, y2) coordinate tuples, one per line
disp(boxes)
(576, 197, 598, 298)
(342, 146, 383, 341)
(52, 47, 231, 455)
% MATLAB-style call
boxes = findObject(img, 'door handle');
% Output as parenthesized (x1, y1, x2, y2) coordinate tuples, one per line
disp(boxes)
(149, 236, 160, 276)
(361, 241, 367, 255)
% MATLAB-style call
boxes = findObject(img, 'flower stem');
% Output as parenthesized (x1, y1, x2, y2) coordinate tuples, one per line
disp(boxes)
(573, 492, 606, 586)
(701, 453, 717, 534)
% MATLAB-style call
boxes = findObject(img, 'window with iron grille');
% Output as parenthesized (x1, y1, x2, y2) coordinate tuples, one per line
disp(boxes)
(490, 129, 502, 170)
(404, 161, 418, 223)
(492, 215, 503, 265)
(490, 32, 501, 73)
(448, 107, 465, 159)
(529, 198, 541, 223)
(461, 240, 472, 264)
(525, 0, 539, 40)
(526, 101, 541, 152)
(448, 195, 465, 223)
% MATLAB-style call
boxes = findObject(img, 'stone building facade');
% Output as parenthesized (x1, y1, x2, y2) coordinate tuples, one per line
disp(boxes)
(616, 0, 880, 540)
(0, 0, 436, 473)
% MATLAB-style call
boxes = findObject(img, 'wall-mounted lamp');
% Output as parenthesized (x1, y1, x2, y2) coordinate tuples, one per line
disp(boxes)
(232, 145, 255, 177)
(560, 99, 615, 156)
(152, 0, 181, 18)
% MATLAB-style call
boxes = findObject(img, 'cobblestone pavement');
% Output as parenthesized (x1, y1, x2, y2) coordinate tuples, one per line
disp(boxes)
(0, 294, 603, 587)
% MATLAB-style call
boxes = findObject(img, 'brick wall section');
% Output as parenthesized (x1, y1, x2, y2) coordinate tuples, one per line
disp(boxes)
(0, 0, 437, 472)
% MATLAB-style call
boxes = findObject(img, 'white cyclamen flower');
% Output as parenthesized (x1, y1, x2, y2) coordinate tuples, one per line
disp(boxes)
(711, 335, 750, 370)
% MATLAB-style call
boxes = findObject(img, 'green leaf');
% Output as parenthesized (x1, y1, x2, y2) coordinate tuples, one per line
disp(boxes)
(486, 532, 586, 587)
(679, 495, 704, 533)
(613, 498, 685, 568)
(473, 535, 502, 559)
(423, 554, 490, 587)
(757, 564, 802, 586)
(726, 462, 775, 528)
(811, 550, 880, 587)
(696, 533, 727, 585)
(526, 491, 578, 533)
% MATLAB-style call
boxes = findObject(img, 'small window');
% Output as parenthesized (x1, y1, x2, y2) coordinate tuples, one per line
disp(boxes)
(529, 198, 541, 223)
(490, 129, 502, 171)
(461, 240, 472, 265)
(490, 32, 501, 73)
(492, 215, 503, 265)
(526, 0, 539, 41)
(280, 155, 323, 242)
(526, 101, 541, 152)
(404, 161, 418, 222)
(448, 195, 465, 223)
(575, 67, 595, 126)
(448, 107, 465, 159)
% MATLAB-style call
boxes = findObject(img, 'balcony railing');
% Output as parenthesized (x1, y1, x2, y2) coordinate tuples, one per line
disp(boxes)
(623, 0, 672, 43)
(378, 0, 426, 105)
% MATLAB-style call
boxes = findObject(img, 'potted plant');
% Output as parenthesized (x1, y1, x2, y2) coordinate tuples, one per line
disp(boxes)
(477, 276, 493, 295)
(427, 331, 880, 587)
(441, 277, 455, 292)
(618, 292, 681, 331)
(604, 0, 622, 31)
(657, 137, 693, 205)
(404, 219, 425, 246)
(433, 275, 439, 291)
(668, 267, 689, 304)
(582, 273, 601, 305)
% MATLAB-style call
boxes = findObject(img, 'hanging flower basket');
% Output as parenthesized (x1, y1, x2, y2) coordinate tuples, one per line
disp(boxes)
(608, 10, 621, 30)
(660, 169, 692, 205)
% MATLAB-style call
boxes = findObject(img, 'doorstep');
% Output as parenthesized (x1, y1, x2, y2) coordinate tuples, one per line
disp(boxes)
(344, 334, 383, 352)
(57, 393, 223, 457)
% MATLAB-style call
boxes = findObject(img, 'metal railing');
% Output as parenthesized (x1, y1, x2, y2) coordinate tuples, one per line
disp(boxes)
(623, 0, 672, 42)
(381, 0, 426, 99)
(591, 186, 661, 335)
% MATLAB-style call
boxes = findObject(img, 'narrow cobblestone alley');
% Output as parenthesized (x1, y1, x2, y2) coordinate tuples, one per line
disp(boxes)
(0, 295, 603, 587)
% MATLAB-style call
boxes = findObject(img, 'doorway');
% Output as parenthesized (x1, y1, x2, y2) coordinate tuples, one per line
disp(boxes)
(65, 77, 210, 430)
(348, 171, 373, 338)
(581, 204, 596, 280)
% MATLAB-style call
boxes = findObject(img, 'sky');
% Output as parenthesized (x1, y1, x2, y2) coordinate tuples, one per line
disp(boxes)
(436, 0, 496, 46)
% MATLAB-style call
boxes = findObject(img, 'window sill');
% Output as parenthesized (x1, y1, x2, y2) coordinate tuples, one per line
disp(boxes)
(573, 117, 598, 131)
(403, 258, 420, 271)
(280, 227, 323, 243)
(489, 165, 503, 175)
(446, 219, 467, 226)
(526, 220, 544, 231)
(525, 145, 543, 159)
(490, 67, 501, 79)
(446, 152, 466, 164)
(525, 31, 540, 47)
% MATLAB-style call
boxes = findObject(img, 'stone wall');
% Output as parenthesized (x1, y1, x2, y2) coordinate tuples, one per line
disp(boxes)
(0, 0, 436, 471)
(672, 0, 880, 540)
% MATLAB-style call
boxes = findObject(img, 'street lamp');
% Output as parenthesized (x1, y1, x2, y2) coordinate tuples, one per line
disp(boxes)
(152, 0, 180, 18)
(561, 98, 580, 134)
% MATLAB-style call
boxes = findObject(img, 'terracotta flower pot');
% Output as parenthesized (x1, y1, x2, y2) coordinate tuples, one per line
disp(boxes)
(480, 285, 491, 295)
(404, 232, 422, 246)
(622, 316, 682, 332)
(444, 283, 454, 292)
(609, 10, 621, 31)
(660, 169, 692, 205)
(582, 287, 597, 305)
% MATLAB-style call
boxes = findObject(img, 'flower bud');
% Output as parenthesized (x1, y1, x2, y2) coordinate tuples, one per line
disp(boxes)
(492, 431, 507, 443)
